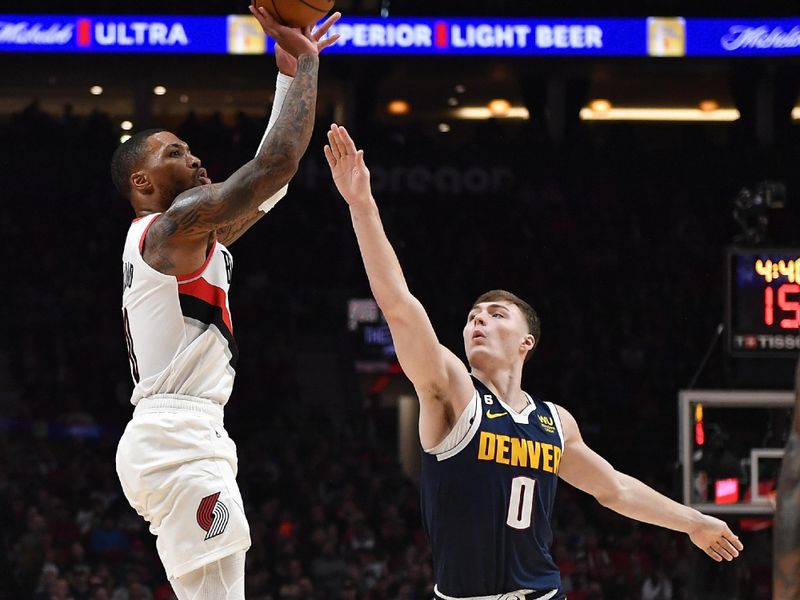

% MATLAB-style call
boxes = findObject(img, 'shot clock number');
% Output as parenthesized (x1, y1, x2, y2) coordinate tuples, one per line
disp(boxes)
(764, 284, 800, 329)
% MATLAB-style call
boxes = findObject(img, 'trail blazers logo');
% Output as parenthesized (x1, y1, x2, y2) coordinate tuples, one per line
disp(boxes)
(196, 492, 229, 540)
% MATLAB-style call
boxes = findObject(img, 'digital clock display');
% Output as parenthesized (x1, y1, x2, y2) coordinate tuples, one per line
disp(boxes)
(728, 248, 800, 355)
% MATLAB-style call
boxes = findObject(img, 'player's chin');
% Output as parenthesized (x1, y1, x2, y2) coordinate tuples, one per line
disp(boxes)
(466, 345, 491, 366)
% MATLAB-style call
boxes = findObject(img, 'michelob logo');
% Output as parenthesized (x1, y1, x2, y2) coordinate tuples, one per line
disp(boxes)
(0, 20, 74, 45)
(227, 15, 265, 54)
(647, 17, 685, 57)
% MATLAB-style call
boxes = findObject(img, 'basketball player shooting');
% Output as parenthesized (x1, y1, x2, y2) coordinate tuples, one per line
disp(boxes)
(324, 124, 744, 600)
(111, 6, 339, 600)
(774, 359, 800, 600)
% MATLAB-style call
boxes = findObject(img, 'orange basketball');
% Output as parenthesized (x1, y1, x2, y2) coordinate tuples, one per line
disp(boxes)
(255, 0, 335, 28)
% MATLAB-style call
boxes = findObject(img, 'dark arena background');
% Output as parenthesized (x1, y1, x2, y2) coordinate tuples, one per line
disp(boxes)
(2, 0, 800, 598)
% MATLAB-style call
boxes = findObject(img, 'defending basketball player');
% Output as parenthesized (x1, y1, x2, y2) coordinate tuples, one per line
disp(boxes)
(111, 6, 339, 600)
(324, 124, 744, 600)
(774, 359, 800, 600)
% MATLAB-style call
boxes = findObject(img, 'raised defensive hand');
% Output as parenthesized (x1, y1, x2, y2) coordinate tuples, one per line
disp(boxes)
(324, 123, 372, 206)
(276, 12, 341, 76)
(688, 514, 744, 562)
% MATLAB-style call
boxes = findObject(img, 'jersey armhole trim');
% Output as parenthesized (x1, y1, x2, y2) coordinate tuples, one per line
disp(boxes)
(545, 401, 566, 450)
(425, 391, 482, 461)
(176, 240, 218, 283)
(138, 213, 162, 252)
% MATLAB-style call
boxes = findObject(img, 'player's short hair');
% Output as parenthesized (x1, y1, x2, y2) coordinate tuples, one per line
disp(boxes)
(472, 289, 541, 362)
(110, 128, 165, 199)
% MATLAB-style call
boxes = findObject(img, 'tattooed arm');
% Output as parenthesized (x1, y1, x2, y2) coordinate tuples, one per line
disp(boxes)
(774, 359, 800, 600)
(143, 10, 320, 275)
(214, 14, 341, 248)
(215, 211, 267, 247)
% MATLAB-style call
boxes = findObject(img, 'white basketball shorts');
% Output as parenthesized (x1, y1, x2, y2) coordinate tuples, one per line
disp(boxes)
(115, 395, 251, 579)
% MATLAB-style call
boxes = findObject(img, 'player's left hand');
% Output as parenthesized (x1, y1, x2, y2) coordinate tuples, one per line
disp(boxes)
(324, 123, 372, 207)
(276, 12, 341, 76)
(688, 514, 744, 561)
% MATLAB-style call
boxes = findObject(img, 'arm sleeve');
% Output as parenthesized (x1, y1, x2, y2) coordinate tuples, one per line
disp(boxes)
(258, 72, 293, 213)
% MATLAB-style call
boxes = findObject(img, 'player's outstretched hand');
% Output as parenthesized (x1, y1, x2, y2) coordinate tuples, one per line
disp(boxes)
(324, 123, 372, 207)
(248, 1, 318, 58)
(688, 514, 744, 562)
(276, 12, 341, 76)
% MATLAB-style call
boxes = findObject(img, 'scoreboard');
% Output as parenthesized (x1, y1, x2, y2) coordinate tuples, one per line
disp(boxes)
(727, 247, 800, 356)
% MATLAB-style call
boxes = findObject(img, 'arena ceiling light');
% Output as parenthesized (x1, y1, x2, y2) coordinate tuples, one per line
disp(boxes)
(487, 98, 512, 117)
(387, 99, 410, 115)
(580, 106, 740, 122)
(453, 106, 529, 120)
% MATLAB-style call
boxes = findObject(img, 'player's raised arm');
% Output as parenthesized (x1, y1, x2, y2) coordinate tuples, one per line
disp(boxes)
(774, 359, 800, 599)
(324, 124, 474, 448)
(555, 404, 744, 562)
(215, 12, 341, 246)
(151, 9, 320, 247)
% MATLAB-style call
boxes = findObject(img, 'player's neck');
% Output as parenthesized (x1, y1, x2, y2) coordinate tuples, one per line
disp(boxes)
(471, 367, 527, 412)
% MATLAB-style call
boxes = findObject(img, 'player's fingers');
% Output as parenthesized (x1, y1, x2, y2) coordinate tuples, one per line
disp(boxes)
(706, 547, 723, 562)
(323, 144, 336, 168)
(337, 126, 358, 155)
(712, 542, 735, 561)
(317, 33, 340, 51)
(725, 531, 744, 551)
(327, 129, 342, 159)
(329, 125, 347, 157)
(718, 538, 740, 558)
(250, 6, 279, 36)
(312, 12, 341, 40)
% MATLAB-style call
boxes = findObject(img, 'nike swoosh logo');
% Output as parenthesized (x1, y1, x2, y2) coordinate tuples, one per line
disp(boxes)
(486, 411, 508, 419)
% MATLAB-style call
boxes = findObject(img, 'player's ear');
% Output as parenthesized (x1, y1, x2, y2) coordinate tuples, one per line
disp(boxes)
(521, 334, 535, 354)
(131, 171, 153, 195)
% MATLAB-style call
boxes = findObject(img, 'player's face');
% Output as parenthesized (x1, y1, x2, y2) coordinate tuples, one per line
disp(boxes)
(463, 301, 532, 369)
(143, 131, 212, 204)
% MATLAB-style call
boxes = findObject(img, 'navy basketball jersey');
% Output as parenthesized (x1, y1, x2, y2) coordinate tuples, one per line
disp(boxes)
(420, 377, 565, 599)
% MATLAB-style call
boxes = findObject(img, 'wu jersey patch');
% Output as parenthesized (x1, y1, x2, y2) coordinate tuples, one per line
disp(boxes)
(196, 492, 229, 540)
(537, 414, 556, 434)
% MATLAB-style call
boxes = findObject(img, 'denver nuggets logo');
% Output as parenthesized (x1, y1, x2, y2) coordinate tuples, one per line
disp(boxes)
(196, 492, 229, 540)
(538, 415, 556, 434)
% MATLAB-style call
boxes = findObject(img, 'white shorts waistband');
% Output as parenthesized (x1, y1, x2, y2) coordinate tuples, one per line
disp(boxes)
(434, 586, 558, 600)
(133, 394, 224, 422)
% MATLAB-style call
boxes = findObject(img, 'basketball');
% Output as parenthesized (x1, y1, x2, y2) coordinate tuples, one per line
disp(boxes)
(255, 0, 335, 28)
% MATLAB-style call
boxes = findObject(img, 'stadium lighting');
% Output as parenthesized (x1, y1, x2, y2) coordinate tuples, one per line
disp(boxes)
(699, 99, 720, 112)
(90, 85, 103, 95)
(387, 99, 410, 115)
(487, 99, 512, 117)
(120, 120, 133, 131)
(589, 99, 612, 113)
(153, 85, 167, 96)
(580, 106, 740, 122)
(453, 106, 530, 120)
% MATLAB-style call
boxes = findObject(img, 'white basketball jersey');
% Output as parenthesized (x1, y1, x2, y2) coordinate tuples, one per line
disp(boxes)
(121, 213, 236, 406)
